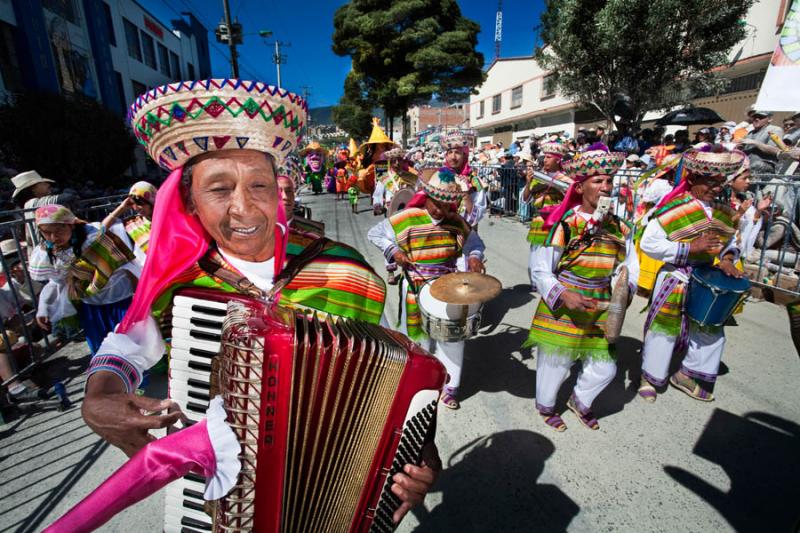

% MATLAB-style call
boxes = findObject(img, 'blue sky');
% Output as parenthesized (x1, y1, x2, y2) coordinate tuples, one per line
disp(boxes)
(141, 0, 545, 107)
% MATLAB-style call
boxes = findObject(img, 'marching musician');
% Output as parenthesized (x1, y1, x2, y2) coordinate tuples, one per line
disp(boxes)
(638, 147, 746, 403)
(521, 141, 572, 211)
(439, 130, 488, 230)
(525, 146, 638, 432)
(368, 169, 486, 410)
(77, 80, 438, 528)
(277, 174, 325, 237)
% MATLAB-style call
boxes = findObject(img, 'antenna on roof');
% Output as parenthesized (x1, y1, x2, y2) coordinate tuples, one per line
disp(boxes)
(494, 0, 503, 60)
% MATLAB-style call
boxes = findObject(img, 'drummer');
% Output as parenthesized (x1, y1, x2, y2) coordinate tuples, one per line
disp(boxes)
(525, 146, 638, 432)
(638, 147, 745, 403)
(368, 169, 486, 410)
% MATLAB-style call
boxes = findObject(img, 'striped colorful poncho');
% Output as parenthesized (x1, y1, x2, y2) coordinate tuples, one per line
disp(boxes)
(645, 193, 737, 336)
(528, 171, 572, 211)
(388, 207, 469, 340)
(123, 215, 152, 253)
(150, 229, 387, 339)
(524, 210, 631, 361)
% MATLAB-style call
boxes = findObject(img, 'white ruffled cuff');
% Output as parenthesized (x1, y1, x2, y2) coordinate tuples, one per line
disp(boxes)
(203, 396, 241, 500)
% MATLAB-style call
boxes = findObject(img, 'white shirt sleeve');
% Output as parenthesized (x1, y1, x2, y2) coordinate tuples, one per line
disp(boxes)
(368, 219, 400, 261)
(640, 218, 689, 265)
(92, 315, 166, 390)
(465, 189, 488, 226)
(617, 235, 640, 291)
(372, 181, 385, 207)
(529, 245, 566, 310)
(463, 229, 485, 260)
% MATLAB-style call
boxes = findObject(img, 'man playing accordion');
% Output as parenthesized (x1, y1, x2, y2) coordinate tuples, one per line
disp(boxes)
(61, 80, 439, 531)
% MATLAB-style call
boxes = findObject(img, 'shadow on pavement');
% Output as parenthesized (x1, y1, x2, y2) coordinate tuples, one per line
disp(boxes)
(480, 284, 535, 333)
(664, 409, 800, 532)
(461, 324, 534, 402)
(411, 430, 579, 532)
(590, 335, 643, 419)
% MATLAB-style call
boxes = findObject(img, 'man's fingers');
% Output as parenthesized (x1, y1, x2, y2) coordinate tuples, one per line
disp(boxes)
(128, 394, 175, 413)
(401, 463, 436, 485)
(392, 501, 413, 524)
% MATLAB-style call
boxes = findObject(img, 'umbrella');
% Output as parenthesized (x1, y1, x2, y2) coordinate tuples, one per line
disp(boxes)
(655, 107, 726, 126)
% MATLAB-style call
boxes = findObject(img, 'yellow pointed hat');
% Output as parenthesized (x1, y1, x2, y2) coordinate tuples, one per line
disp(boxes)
(359, 117, 398, 153)
(348, 138, 359, 155)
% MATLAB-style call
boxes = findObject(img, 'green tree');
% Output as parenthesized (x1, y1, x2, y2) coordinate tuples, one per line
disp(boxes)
(0, 92, 136, 188)
(332, 0, 485, 143)
(332, 72, 375, 140)
(537, 0, 755, 131)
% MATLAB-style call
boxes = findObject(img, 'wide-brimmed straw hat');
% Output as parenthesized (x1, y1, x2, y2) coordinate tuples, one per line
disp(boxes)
(128, 79, 307, 171)
(562, 150, 626, 180)
(299, 141, 326, 157)
(682, 149, 746, 178)
(421, 168, 467, 205)
(11, 171, 54, 199)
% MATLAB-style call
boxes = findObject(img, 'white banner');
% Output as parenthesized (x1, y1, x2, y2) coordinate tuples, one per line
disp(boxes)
(755, 0, 800, 111)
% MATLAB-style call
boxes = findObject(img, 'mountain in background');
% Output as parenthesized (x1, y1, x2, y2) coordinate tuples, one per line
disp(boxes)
(309, 106, 383, 126)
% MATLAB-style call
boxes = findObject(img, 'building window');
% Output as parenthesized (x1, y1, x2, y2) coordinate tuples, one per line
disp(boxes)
(187, 62, 195, 79)
(114, 70, 126, 111)
(158, 43, 170, 76)
(140, 32, 156, 69)
(511, 86, 523, 109)
(477, 100, 484, 119)
(132, 79, 147, 98)
(169, 51, 181, 79)
(123, 18, 141, 61)
(102, 2, 116, 47)
(42, 0, 78, 24)
(541, 74, 557, 100)
(492, 94, 501, 114)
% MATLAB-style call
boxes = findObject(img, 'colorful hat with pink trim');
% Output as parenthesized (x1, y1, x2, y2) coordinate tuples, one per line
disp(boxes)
(128, 181, 158, 204)
(129, 79, 307, 171)
(440, 129, 476, 151)
(562, 149, 626, 181)
(682, 148, 745, 178)
(540, 142, 568, 159)
(34, 204, 76, 226)
(421, 168, 467, 205)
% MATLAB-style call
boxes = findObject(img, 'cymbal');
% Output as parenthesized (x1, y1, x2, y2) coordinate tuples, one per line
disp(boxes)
(430, 272, 502, 305)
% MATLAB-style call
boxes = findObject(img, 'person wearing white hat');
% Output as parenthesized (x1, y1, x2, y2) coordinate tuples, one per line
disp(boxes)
(0, 238, 39, 316)
(9, 170, 78, 247)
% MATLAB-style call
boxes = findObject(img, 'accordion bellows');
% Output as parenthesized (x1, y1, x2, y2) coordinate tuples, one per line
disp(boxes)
(206, 290, 446, 532)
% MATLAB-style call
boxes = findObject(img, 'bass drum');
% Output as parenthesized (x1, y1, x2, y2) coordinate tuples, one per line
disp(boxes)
(686, 265, 751, 327)
(418, 281, 482, 342)
(387, 188, 415, 217)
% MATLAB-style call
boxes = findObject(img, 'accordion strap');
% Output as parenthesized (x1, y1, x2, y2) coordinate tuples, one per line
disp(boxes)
(267, 237, 331, 300)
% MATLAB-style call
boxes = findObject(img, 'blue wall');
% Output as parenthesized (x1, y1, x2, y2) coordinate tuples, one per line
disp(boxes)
(11, 0, 59, 93)
(82, 0, 123, 114)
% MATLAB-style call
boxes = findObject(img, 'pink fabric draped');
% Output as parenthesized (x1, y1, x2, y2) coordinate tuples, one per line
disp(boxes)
(406, 190, 429, 209)
(44, 420, 216, 533)
(118, 165, 289, 333)
(653, 159, 689, 210)
(542, 178, 586, 230)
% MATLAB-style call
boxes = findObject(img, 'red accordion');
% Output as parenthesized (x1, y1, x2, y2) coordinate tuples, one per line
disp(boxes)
(168, 288, 446, 533)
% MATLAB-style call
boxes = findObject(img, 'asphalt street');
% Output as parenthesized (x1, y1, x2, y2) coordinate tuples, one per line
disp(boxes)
(2, 187, 799, 532)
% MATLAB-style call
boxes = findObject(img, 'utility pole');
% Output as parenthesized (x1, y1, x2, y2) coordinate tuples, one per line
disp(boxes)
(300, 85, 312, 139)
(272, 41, 289, 87)
(216, 0, 243, 77)
(494, 0, 503, 61)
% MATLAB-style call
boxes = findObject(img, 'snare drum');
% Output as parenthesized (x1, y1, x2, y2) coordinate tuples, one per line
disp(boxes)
(418, 281, 482, 342)
(686, 265, 751, 327)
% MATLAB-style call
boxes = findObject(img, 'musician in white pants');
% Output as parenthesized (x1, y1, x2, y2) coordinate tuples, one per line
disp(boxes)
(368, 169, 486, 410)
(638, 148, 746, 403)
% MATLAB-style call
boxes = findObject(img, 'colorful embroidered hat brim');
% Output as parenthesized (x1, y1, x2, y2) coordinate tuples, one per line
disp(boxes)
(562, 150, 626, 180)
(540, 142, 568, 158)
(421, 169, 467, 204)
(440, 129, 477, 150)
(129, 79, 307, 171)
(681, 149, 746, 178)
(383, 147, 407, 160)
(129, 181, 158, 204)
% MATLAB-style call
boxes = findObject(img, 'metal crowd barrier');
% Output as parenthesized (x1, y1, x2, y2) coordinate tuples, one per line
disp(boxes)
(0, 194, 127, 391)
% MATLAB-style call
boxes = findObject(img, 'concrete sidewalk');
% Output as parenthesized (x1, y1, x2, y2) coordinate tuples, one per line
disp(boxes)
(2, 189, 799, 532)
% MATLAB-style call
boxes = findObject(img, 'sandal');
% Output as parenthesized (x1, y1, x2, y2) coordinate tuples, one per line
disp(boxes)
(637, 378, 657, 403)
(669, 372, 714, 402)
(440, 387, 460, 410)
(566, 395, 600, 430)
(540, 413, 567, 432)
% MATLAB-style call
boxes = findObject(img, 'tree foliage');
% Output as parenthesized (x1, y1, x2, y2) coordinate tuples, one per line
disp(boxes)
(332, 72, 375, 140)
(0, 92, 136, 187)
(332, 0, 485, 141)
(536, 0, 755, 130)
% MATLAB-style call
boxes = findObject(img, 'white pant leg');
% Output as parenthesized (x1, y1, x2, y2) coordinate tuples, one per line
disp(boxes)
(681, 327, 725, 383)
(574, 358, 617, 409)
(535, 352, 573, 414)
(641, 330, 677, 386)
(433, 340, 465, 389)
(456, 255, 467, 272)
